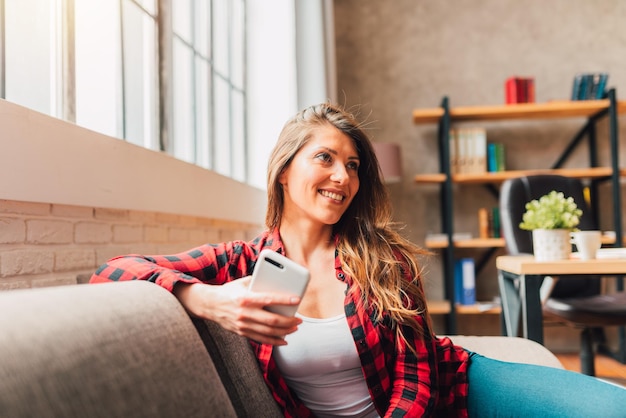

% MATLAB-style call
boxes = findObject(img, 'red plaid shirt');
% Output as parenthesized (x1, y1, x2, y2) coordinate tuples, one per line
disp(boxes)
(91, 229, 469, 417)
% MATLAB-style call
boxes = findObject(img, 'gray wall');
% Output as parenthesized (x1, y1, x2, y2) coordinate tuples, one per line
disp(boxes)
(333, 0, 626, 343)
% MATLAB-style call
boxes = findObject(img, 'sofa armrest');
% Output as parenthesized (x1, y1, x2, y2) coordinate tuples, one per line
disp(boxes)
(0, 281, 238, 417)
(448, 335, 564, 369)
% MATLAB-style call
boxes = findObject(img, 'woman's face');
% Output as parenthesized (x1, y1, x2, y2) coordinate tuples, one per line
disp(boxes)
(278, 124, 360, 228)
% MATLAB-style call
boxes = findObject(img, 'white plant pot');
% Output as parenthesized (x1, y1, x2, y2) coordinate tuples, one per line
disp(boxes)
(531, 229, 571, 261)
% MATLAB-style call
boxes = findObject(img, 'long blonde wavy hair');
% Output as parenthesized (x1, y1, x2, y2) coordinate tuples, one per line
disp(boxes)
(266, 103, 433, 344)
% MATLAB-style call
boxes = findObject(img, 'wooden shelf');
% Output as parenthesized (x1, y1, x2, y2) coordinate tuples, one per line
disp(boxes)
(413, 99, 626, 124)
(426, 235, 617, 250)
(426, 237, 505, 249)
(414, 167, 624, 184)
(414, 91, 623, 335)
(428, 300, 502, 315)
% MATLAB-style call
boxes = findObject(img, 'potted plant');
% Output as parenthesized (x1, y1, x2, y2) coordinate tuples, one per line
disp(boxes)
(519, 190, 583, 261)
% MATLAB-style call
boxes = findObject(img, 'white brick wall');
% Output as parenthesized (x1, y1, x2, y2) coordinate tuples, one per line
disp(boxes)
(0, 199, 263, 290)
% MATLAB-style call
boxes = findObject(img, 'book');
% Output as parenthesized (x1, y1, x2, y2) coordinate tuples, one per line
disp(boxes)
(571, 74, 583, 100)
(571, 72, 609, 100)
(478, 207, 490, 239)
(495, 143, 506, 171)
(473, 128, 487, 173)
(451, 128, 487, 174)
(487, 142, 506, 172)
(505, 76, 535, 104)
(449, 129, 458, 175)
(491, 207, 501, 238)
(460, 258, 476, 305)
(592, 73, 608, 99)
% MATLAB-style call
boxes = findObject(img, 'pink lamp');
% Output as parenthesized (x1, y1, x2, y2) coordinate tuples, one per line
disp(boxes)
(372, 142, 402, 183)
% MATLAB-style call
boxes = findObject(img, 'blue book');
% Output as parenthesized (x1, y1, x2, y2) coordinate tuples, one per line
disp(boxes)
(595, 73, 609, 99)
(460, 258, 476, 305)
(454, 259, 463, 305)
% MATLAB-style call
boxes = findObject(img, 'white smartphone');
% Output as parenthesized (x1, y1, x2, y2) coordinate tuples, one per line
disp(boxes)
(248, 249, 310, 317)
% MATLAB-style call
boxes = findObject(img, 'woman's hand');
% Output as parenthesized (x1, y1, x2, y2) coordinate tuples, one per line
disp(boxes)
(173, 278, 302, 346)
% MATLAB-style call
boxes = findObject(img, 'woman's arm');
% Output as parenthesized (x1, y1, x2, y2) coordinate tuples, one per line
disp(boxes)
(385, 318, 438, 417)
(89, 241, 249, 290)
(90, 242, 302, 346)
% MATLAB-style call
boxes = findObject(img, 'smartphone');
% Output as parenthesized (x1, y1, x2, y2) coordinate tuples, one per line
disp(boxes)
(248, 249, 310, 317)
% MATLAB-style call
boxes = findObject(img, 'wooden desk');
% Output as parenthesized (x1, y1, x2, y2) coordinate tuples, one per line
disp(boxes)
(496, 255, 626, 344)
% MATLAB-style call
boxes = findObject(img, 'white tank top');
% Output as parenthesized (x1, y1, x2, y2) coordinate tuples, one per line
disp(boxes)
(273, 313, 379, 418)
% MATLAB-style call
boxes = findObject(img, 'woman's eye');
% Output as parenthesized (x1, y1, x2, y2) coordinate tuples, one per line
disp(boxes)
(316, 152, 332, 163)
(347, 162, 359, 171)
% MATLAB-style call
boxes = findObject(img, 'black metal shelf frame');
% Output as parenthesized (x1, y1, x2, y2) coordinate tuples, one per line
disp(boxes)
(433, 90, 623, 344)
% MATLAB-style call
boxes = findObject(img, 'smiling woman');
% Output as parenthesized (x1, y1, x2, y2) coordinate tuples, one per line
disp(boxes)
(90, 102, 626, 417)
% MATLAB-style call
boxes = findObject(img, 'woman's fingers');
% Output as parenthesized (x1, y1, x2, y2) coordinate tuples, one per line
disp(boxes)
(173, 279, 303, 345)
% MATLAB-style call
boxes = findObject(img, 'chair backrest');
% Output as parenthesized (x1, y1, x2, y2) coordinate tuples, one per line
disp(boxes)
(499, 174, 600, 297)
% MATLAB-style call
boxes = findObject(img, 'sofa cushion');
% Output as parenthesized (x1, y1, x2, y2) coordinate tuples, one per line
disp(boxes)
(0, 281, 237, 418)
(192, 318, 283, 418)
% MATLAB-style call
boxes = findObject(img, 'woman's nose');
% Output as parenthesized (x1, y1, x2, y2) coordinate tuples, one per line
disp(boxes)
(330, 164, 348, 183)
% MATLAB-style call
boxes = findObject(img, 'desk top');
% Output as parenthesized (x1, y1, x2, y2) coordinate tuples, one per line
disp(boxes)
(496, 255, 626, 275)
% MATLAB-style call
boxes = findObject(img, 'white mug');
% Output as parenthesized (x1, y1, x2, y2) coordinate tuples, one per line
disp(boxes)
(570, 230, 602, 260)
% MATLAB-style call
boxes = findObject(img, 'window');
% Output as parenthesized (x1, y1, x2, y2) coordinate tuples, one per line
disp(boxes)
(1, 0, 248, 182)
(0, 0, 329, 189)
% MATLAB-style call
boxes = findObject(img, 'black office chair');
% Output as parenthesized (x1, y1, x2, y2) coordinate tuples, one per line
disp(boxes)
(499, 174, 626, 375)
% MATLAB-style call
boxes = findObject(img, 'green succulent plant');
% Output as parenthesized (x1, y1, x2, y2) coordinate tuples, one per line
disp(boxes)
(519, 190, 582, 231)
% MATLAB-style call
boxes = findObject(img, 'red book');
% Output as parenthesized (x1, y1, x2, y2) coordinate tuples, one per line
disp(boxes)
(505, 77, 535, 104)
(505, 77, 518, 104)
(526, 78, 535, 103)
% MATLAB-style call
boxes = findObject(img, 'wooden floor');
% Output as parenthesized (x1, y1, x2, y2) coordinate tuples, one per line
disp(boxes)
(555, 352, 626, 387)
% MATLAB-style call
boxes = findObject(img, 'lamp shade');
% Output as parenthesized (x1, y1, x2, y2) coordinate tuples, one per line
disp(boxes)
(372, 142, 402, 183)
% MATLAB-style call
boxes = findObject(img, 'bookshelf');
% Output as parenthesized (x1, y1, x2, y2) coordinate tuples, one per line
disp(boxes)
(414, 90, 626, 334)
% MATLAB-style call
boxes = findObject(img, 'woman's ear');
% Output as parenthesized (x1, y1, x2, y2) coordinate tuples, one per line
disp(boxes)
(278, 167, 288, 186)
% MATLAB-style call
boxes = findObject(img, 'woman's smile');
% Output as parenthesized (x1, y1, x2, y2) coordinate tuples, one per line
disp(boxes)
(318, 189, 345, 202)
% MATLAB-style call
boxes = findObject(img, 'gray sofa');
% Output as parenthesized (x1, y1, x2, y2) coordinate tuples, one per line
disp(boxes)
(0, 281, 562, 417)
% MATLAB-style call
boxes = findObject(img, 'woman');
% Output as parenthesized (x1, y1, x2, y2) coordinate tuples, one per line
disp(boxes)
(91, 103, 626, 417)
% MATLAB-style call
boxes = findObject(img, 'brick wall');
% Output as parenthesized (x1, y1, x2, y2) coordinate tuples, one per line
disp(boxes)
(0, 199, 263, 290)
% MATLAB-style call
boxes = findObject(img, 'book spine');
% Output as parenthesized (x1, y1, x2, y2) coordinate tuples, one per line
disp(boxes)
(474, 128, 487, 173)
(518, 78, 527, 103)
(454, 259, 463, 305)
(505, 77, 518, 104)
(495, 143, 506, 171)
(491, 207, 501, 238)
(478, 207, 490, 239)
(457, 129, 468, 174)
(487, 143, 498, 172)
(449, 129, 458, 175)
(571, 74, 583, 100)
(526, 78, 535, 103)
(595, 73, 608, 99)
(578, 75, 590, 100)
(460, 258, 476, 305)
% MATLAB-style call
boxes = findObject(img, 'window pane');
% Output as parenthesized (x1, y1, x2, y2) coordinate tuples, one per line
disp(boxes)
(194, 0, 211, 59)
(195, 58, 212, 169)
(214, 75, 231, 176)
(231, 0, 245, 89)
(213, 0, 229, 76)
(231, 90, 246, 182)
(121, 0, 158, 149)
(172, 37, 195, 163)
(172, 0, 192, 44)
(5, 0, 58, 116)
(75, 0, 121, 138)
